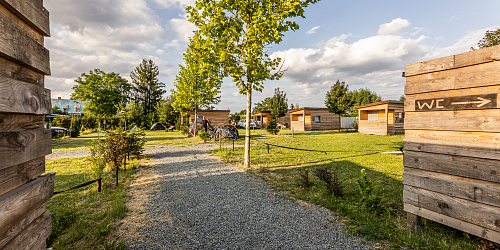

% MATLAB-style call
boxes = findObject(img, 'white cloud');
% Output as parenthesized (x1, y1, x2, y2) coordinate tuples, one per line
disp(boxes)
(410, 27, 426, 36)
(378, 18, 411, 35)
(167, 17, 198, 42)
(148, 0, 196, 9)
(306, 26, 320, 35)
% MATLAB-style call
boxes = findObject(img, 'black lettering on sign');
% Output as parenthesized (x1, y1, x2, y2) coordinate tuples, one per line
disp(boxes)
(414, 93, 499, 111)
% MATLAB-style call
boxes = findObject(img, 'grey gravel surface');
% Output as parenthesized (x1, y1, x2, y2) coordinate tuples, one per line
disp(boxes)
(46, 149, 91, 159)
(122, 144, 375, 249)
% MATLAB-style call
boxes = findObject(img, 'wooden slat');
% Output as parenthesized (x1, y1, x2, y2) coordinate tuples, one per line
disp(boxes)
(455, 45, 500, 68)
(0, 57, 44, 87)
(0, 129, 51, 170)
(0, 77, 51, 114)
(0, 157, 44, 196)
(0, 12, 50, 75)
(405, 60, 500, 95)
(0, 0, 50, 37)
(404, 167, 500, 208)
(403, 186, 500, 233)
(0, 3, 43, 46)
(2, 210, 51, 250)
(403, 150, 500, 183)
(404, 130, 500, 150)
(405, 55, 455, 77)
(0, 172, 54, 238)
(0, 203, 45, 248)
(404, 203, 500, 244)
(404, 110, 500, 133)
(0, 113, 45, 132)
(404, 141, 500, 160)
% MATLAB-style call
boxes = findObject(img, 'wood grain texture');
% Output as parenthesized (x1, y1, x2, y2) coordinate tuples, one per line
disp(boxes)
(0, 129, 51, 170)
(404, 167, 500, 208)
(0, 203, 44, 248)
(0, 77, 51, 114)
(405, 60, 500, 95)
(404, 203, 500, 244)
(0, 172, 54, 240)
(404, 141, 500, 160)
(405, 55, 455, 77)
(0, 157, 44, 196)
(0, 3, 43, 46)
(455, 45, 500, 68)
(0, 113, 45, 132)
(404, 186, 500, 232)
(0, 0, 50, 37)
(404, 130, 500, 150)
(2, 210, 51, 250)
(404, 150, 500, 183)
(0, 57, 44, 87)
(404, 110, 500, 133)
(0, 12, 50, 75)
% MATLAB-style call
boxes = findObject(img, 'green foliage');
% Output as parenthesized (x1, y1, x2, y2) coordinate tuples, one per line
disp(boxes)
(356, 169, 382, 211)
(314, 166, 343, 197)
(126, 131, 146, 157)
(399, 95, 406, 101)
(52, 106, 69, 115)
(88, 138, 107, 179)
(349, 87, 382, 117)
(180, 126, 189, 136)
(325, 80, 354, 116)
(52, 116, 71, 129)
(198, 131, 210, 142)
(124, 102, 144, 129)
(130, 59, 166, 115)
(155, 95, 179, 127)
(478, 28, 500, 49)
(81, 116, 97, 130)
(71, 69, 130, 117)
(269, 87, 288, 118)
(253, 97, 271, 112)
(298, 169, 312, 188)
(229, 113, 241, 123)
(69, 117, 80, 137)
(290, 103, 300, 110)
(105, 128, 128, 168)
(266, 119, 279, 135)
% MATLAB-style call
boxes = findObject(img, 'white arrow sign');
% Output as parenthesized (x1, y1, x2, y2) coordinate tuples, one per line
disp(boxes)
(451, 97, 492, 108)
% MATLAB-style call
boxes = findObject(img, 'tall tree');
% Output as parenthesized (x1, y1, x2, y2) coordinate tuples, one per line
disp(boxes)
(155, 95, 179, 127)
(72, 69, 130, 117)
(130, 59, 166, 115)
(325, 80, 353, 132)
(478, 28, 500, 49)
(172, 33, 223, 136)
(187, 0, 319, 168)
(253, 97, 271, 112)
(269, 87, 288, 118)
(349, 88, 382, 117)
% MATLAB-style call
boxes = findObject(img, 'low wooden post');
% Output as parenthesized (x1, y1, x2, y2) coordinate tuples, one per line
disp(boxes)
(115, 159, 119, 186)
(292, 128, 294, 138)
(232, 140, 235, 151)
(97, 179, 102, 192)
(406, 212, 421, 232)
(267, 145, 270, 153)
(124, 153, 127, 172)
(219, 133, 222, 150)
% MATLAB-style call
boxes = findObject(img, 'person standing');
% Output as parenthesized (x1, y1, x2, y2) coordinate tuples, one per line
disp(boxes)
(201, 117, 209, 132)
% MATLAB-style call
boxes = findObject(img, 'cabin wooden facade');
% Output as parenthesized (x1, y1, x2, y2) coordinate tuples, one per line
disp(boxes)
(288, 108, 339, 131)
(182, 110, 230, 130)
(355, 100, 405, 135)
(252, 111, 272, 128)
(0, 0, 53, 249)
(403, 45, 500, 243)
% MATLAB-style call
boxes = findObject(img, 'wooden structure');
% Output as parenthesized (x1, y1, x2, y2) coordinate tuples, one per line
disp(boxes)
(252, 111, 272, 128)
(278, 112, 290, 128)
(0, 0, 53, 249)
(355, 100, 404, 135)
(403, 45, 500, 243)
(288, 107, 339, 131)
(183, 110, 230, 130)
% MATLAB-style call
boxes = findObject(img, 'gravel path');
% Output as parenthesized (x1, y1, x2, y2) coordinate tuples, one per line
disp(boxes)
(119, 144, 375, 249)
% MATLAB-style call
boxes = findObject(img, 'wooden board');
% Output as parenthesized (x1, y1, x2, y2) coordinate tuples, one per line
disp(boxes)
(404, 203, 500, 244)
(0, 0, 50, 37)
(404, 141, 500, 161)
(1, 210, 51, 250)
(404, 150, 500, 183)
(404, 110, 500, 133)
(0, 113, 45, 132)
(0, 77, 51, 114)
(0, 57, 44, 87)
(411, 93, 499, 112)
(404, 186, 500, 233)
(404, 130, 500, 150)
(0, 157, 44, 196)
(0, 12, 50, 75)
(0, 203, 45, 248)
(404, 167, 500, 208)
(0, 3, 43, 46)
(405, 55, 455, 77)
(0, 129, 51, 170)
(0, 172, 54, 238)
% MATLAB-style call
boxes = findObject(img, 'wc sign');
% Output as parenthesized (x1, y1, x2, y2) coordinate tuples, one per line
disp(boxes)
(414, 93, 499, 111)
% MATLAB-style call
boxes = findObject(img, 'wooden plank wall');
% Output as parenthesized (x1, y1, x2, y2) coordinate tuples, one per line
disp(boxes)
(403, 45, 500, 244)
(307, 110, 339, 131)
(188, 110, 230, 130)
(0, 0, 52, 249)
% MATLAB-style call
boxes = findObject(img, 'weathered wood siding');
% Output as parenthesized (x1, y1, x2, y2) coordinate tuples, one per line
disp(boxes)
(0, 1, 52, 248)
(289, 109, 338, 131)
(403, 45, 500, 244)
(357, 102, 404, 135)
(187, 110, 230, 130)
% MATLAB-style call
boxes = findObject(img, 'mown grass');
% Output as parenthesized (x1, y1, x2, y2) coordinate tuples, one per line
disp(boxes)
(211, 130, 477, 249)
(45, 156, 140, 249)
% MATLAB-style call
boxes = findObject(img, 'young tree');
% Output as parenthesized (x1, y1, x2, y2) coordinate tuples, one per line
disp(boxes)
(155, 95, 179, 127)
(269, 87, 288, 118)
(72, 69, 130, 117)
(399, 95, 406, 101)
(253, 97, 271, 112)
(187, 0, 319, 168)
(125, 102, 144, 128)
(325, 80, 353, 132)
(130, 59, 166, 115)
(172, 33, 223, 136)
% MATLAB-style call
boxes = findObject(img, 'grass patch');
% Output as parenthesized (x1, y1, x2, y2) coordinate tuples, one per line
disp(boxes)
(211, 130, 477, 249)
(45, 156, 140, 249)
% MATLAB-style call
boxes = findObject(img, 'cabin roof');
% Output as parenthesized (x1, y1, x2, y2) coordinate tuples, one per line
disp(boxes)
(354, 100, 404, 109)
(252, 111, 271, 115)
(287, 107, 329, 113)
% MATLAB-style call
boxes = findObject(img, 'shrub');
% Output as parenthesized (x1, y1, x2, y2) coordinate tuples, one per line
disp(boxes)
(69, 117, 80, 137)
(298, 169, 312, 188)
(180, 126, 189, 136)
(87, 138, 107, 180)
(126, 130, 146, 157)
(352, 119, 359, 130)
(52, 116, 71, 129)
(81, 116, 97, 130)
(356, 169, 383, 211)
(314, 166, 343, 197)
(266, 119, 279, 135)
(105, 128, 127, 169)
(198, 131, 210, 142)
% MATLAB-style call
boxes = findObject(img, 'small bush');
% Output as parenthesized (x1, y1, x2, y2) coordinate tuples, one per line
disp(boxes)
(298, 169, 312, 188)
(356, 169, 383, 211)
(180, 126, 189, 136)
(314, 166, 343, 197)
(352, 119, 359, 130)
(105, 128, 127, 169)
(266, 119, 279, 135)
(126, 130, 146, 157)
(198, 131, 210, 142)
(87, 138, 107, 180)
(69, 117, 80, 137)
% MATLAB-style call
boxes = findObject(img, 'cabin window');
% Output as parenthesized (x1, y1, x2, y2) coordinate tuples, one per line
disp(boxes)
(367, 111, 378, 121)
(196, 117, 203, 122)
(292, 114, 303, 121)
(395, 112, 404, 123)
(315, 116, 321, 123)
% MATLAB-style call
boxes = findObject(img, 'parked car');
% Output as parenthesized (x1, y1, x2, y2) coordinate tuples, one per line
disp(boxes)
(51, 126, 69, 137)
(237, 119, 257, 128)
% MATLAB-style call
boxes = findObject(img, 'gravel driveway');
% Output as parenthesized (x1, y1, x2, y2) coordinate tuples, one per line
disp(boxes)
(119, 145, 374, 249)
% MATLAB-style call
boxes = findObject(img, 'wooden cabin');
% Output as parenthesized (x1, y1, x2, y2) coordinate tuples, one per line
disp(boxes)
(182, 110, 230, 130)
(403, 45, 500, 243)
(355, 100, 404, 135)
(252, 111, 272, 128)
(0, 0, 54, 249)
(278, 112, 290, 128)
(288, 107, 339, 131)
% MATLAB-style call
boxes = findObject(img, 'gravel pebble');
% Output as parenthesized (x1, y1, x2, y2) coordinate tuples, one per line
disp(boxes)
(122, 144, 375, 249)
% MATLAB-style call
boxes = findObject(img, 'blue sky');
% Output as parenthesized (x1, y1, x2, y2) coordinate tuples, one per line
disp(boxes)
(44, 0, 500, 113)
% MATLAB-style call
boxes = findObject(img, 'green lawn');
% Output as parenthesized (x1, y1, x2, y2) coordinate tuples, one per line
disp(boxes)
(212, 130, 477, 249)
(45, 157, 140, 249)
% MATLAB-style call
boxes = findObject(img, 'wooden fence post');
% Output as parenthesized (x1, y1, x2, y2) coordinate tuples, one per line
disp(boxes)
(124, 152, 126, 172)
(219, 133, 222, 150)
(233, 140, 234, 151)
(115, 159, 119, 186)
(97, 179, 102, 192)
(292, 128, 294, 138)
(406, 212, 421, 232)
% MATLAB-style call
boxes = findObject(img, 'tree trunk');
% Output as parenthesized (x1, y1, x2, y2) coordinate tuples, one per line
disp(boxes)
(338, 115, 341, 133)
(194, 109, 198, 137)
(244, 88, 252, 169)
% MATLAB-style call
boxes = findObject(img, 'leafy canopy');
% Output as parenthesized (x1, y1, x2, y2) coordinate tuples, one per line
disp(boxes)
(325, 80, 354, 116)
(269, 87, 288, 118)
(130, 59, 166, 115)
(478, 28, 500, 49)
(155, 95, 179, 127)
(71, 69, 130, 117)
